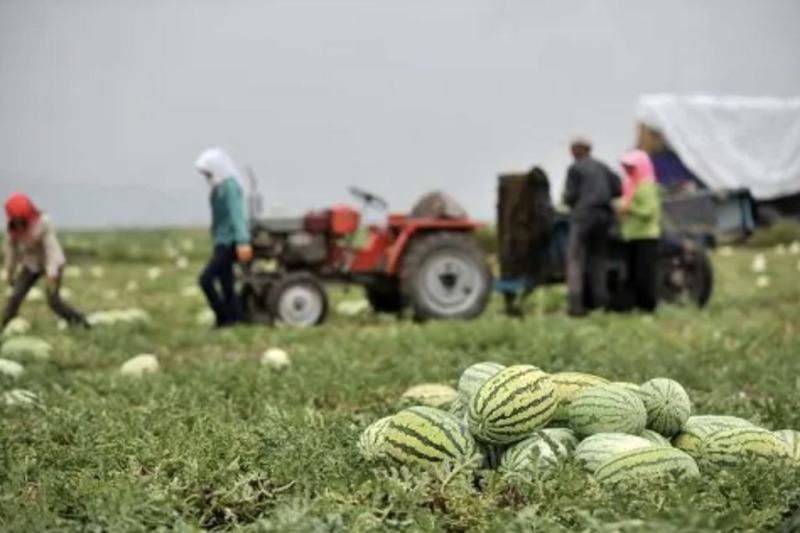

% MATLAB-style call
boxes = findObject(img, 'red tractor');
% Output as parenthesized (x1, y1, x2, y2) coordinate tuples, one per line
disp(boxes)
(240, 187, 492, 327)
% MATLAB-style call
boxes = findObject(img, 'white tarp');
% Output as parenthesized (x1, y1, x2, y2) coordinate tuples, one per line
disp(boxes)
(637, 94, 800, 200)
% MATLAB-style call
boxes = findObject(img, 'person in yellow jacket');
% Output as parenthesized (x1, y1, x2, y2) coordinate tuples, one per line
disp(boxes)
(617, 150, 662, 312)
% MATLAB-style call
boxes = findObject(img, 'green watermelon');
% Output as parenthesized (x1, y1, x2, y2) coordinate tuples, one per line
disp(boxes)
(568, 383, 647, 437)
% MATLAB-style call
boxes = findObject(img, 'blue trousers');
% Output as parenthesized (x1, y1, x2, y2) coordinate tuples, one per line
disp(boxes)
(199, 245, 239, 326)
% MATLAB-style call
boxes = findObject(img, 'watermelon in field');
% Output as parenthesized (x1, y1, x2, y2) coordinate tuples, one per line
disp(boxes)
(595, 447, 699, 487)
(672, 415, 755, 456)
(699, 427, 791, 469)
(401, 383, 458, 409)
(467, 365, 557, 445)
(0, 336, 52, 361)
(568, 383, 647, 438)
(0, 358, 24, 379)
(383, 406, 478, 467)
(640, 429, 672, 447)
(614, 382, 642, 394)
(774, 430, 800, 462)
(457, 361, 505, 403)
(638, 378, 692, 437)
(119, 354, 159, 377)
(575, 433, 656, 473)
(500, 431, 569, 479)
(2, 317, 31, 337)
(541, 427, 579, 452)
(358, 416, 392, 461)
(448, 395, 468, 420)
(550, 371, 609, 424)
(261, 348, 291, 370)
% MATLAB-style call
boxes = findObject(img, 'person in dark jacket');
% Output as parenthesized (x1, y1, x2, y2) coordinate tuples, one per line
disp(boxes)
(562, 137, 622, 317)
(195, 147, 253, 328)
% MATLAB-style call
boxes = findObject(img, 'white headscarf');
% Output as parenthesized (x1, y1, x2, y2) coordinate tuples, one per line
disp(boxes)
(194, 147, 244, 189)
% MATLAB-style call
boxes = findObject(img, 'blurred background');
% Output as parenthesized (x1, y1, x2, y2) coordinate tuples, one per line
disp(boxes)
(1, 0, 799, 228)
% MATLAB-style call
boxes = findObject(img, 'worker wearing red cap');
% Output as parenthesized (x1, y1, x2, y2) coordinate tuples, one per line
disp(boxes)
(2, 193, 89, 328)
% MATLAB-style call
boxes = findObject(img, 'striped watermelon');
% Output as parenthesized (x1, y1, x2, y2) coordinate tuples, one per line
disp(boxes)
(500, 431, 569, 478)
(638, 378, 692, 437)
(457, 362, 506, 403)
(383, 406, 478, 467)
(672, 415, 755, 456)
(640, 429, 672, 447)
(550, 372, 609, 424)
(448, 395, 468, 420)
(357, 416, 392, 461)
(401, 383, 458, 408)
(541, 427, 579, 452)
(774, 430, 800, 462)
(700, 427, 791, 469)
(595, 447, 699, 486)
(467, 365, 557, 444)
(568, 383, 647, 437)
(614, 382, 642, 394)
(575, 433, 656, 473)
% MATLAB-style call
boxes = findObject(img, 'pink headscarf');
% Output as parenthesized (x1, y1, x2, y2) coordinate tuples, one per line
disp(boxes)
(621, 150, 656, 204)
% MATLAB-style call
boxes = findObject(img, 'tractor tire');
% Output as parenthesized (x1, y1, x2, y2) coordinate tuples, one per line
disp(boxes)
(267, 272, 328, 327)
(400, 232, 492, 321)
(365, 282, 405, 314)
(688, 249, 714, 307)
(658, 247, 713, 308)
(240, 282, 273, 324)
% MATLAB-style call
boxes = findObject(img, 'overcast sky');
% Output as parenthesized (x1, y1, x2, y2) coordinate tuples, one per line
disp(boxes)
(1, 0, 799, 228)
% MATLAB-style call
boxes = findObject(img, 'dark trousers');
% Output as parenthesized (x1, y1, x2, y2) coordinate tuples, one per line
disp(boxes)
(199, 245, 239, 326)
(1, 268, 88, 328)
(567, 211, 611, 315)
(628, 239, 658, 312)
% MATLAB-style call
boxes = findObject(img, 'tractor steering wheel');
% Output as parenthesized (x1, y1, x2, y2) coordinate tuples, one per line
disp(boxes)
(348, 186, 389, 210)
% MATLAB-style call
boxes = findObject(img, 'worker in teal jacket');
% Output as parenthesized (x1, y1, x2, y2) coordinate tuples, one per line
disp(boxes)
(195, 147, 252, 328)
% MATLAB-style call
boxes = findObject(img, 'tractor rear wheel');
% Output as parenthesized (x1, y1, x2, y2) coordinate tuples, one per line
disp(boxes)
(400, 232, 491, 321)
(267, 272, 328, 327)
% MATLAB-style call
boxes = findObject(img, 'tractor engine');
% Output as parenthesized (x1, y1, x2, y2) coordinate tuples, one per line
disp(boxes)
(250, 206, 360, 268)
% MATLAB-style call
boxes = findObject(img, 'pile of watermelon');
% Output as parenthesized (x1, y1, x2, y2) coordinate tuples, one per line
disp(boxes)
(358, 363, 800, 487)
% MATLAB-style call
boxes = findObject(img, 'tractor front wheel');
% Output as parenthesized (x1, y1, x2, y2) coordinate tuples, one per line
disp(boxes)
(400, 232, 491, 321)
(240, 281, 272, 324)
(267, 272, 329, 327)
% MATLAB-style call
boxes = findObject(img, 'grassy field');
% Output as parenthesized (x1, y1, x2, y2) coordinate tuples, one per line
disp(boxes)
(1, 230, 800, 532)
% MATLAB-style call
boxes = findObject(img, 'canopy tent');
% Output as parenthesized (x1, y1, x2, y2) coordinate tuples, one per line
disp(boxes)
(636, 94, 800, 201)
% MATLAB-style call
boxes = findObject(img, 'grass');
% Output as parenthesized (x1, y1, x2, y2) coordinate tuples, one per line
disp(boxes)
(745, 220, 800, 248)
(1, 230, 800, 531)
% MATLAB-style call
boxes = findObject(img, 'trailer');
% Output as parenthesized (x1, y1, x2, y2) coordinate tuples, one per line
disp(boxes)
(494, 170, 716, 316)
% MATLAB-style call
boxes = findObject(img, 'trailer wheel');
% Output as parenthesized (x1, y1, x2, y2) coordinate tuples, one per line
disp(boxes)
(267, 272, 328, 327)
(400, 232, 491, 321)
(658, 246, 713, 307)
